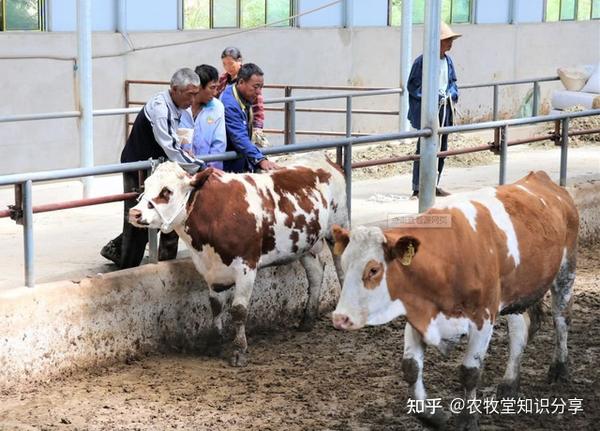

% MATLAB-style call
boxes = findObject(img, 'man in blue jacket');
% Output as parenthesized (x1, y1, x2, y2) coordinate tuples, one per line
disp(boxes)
(220, 63, 280, 173)
(408, 22, 461, 198)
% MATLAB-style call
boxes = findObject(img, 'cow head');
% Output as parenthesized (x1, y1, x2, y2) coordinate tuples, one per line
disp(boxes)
(331, 225, 420, 330)
(129, 162, 213, 233)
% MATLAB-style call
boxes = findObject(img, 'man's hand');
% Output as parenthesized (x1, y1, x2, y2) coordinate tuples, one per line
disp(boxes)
(258, 159, 281, 171)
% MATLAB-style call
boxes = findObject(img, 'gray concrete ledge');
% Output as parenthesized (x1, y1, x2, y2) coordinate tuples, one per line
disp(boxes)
(0, 253, 340, 391)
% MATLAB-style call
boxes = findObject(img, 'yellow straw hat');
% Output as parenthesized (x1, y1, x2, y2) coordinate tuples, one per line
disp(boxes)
(440, 22, 462, 41)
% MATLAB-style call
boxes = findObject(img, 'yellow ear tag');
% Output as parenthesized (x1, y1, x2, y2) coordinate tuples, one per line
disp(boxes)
(400, 243, 415, 266)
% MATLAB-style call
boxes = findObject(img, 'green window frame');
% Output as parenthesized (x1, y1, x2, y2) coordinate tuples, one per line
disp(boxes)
(183, 0, 292, 29)
(545, 0, 600, 21)
(389, 0, 471, 26)
(0, 0, 45, 31)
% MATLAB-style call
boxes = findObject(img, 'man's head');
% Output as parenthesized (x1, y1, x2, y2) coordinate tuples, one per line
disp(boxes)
(440, 22, 461, 58)
(169, 68, 200, 109)
(236, 63, 264, 104)
(194, 64, 219, 106)
(221, 46, 243, 78)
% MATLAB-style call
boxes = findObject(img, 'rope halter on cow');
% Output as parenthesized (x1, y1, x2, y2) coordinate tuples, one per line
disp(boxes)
(137, 189, 192, 232)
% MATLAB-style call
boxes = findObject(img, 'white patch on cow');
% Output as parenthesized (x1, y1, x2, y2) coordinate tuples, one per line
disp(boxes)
(463, 319, 494, 369)
(541, 198, 547, 207)
(504, 313, 529, 382)
(439, 199, 478, 231)
(334, 226, 407, 329)
(403, 324, 427, 400)
(441, 187, 521, 267)
(423, 312, 470, 348)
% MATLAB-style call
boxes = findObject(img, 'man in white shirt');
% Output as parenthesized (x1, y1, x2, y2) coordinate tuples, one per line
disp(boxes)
(407, 22, 462, 199)
(180, 64, 227, 170)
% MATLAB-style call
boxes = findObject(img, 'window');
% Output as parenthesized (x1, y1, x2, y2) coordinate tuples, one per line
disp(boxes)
(1, 0, 45, 31)
(389, 0, 470, 26)
(184, 0, 291, 29)
(545, 0, 600, 20)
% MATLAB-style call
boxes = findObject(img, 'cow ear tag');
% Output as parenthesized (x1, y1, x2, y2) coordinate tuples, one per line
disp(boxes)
(400, 243, 415, 266)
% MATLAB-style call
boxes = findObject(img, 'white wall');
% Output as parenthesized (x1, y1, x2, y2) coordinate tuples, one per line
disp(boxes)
(298, 0, 344, 27)
(0, 21, 599, 174)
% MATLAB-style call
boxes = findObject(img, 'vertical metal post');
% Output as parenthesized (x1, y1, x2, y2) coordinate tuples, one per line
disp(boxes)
(499, 125, 508, 185)
(399, 0, 413, 132)
(344, 142, 352, 227)
(560, 118, 569, 187)
(532, 81, 540, 117)
(283, 86, 292, 145)
(77, 0, 94, 198)
(343, 0, 353, 28)
(289, 100, 296, 146)
(493, 85, 499, 121)
(147, 167, 159, 264)
(418, 0, 441, 213)
(23, 180, 34, 287)
(339, 96, 352, 166)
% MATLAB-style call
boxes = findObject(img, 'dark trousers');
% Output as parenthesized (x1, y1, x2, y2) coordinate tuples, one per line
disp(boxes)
(107, 171, 179, 269)
(411, 133, 449, 192)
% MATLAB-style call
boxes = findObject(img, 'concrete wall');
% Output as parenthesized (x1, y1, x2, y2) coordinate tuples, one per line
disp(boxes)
(0, 21, 598, 174)
(0, 251, 340, 391)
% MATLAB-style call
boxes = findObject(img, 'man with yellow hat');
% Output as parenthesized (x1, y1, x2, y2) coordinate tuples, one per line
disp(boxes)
(408, 21, 462, 199)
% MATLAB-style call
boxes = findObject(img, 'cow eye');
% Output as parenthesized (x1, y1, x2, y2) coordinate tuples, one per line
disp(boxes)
(369, 267, 379, 277)
(159, 187, 172, 199)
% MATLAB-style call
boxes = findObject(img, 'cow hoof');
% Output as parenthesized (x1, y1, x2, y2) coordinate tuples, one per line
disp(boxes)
(456, 411, 479, 431)
(547, 361, 569, 384)
(416, 409, 449, 430)
(496, 380, 519, 399)
(229, 349, 248, 367)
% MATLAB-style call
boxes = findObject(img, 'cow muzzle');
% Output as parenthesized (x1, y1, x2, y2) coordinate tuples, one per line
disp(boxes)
(128, 208, 149, 227)
(332, 313, 358, 331)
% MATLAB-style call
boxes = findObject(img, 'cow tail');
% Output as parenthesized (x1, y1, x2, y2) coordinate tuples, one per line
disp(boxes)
(527, 299, 547, 341)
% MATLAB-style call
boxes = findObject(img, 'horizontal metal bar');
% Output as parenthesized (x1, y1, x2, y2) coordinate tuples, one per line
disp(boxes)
(265, 107, 399, 115)
(125, 79, 391, 91)
(440, 109, 600, 134)
(0, 161, 152, 186)
(93, 107, 141, 116)
(461, 76, 559, 89)
(0, 111, 80, 123)
(0, 192, 138, 219)
(265, 88, 403, 105)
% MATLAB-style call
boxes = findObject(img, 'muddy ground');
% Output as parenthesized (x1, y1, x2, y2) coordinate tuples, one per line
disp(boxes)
(1, 245, 599, 431)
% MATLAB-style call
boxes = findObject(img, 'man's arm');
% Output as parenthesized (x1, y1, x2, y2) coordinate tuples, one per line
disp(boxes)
(223, 101, 265, 167)
(407, 56, 423, 100)
(147, 99, 204, 172)
(447, 57, 459, 102)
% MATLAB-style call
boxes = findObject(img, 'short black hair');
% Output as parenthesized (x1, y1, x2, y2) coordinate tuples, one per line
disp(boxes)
(221, 46, 242, 60)
(237, 63, 263, 82)
(194, 64, 219, 88)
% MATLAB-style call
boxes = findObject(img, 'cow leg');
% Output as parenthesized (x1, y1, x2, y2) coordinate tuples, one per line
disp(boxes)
(326, 239, 345, 289)
(457, 320, 493, 431)
(206, 289, 229, 356)
(497, 313, 528, 399)
(229, 270, 257, 367)
(548, 254, 575, 383)
(299, 253, 325, 331)
(402, 323, 449, 430)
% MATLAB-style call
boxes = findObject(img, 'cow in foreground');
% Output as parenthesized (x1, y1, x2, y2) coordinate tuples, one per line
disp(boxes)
(129, 154, 348, 366)
(331, 171, 578, 430)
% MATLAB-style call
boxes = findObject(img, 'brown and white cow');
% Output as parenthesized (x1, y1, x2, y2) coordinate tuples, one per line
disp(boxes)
(129, 154, 348, 366)
(331, 171, 578, 430)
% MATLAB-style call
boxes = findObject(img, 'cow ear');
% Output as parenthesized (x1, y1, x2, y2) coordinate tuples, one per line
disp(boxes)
(385, 236, 420, 266)
(332, 225, 350, 256)
(189, 167, 214, 188)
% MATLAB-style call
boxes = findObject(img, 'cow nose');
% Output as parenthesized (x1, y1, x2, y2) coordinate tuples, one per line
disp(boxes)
(332, 313, 353, 330)
(128, 208, 142, 222)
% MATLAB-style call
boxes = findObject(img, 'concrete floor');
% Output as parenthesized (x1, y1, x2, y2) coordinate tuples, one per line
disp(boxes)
(0, 144, 598, 291)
